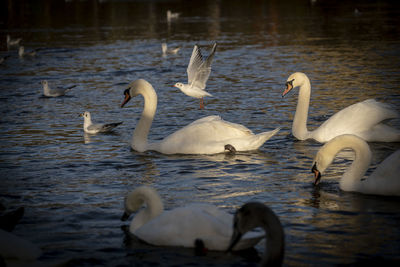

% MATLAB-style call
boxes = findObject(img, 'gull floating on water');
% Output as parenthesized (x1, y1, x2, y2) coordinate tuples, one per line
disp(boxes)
(18, 46, 37, 58)
(6, 35, 22, 49)
(41, 80, 75, 97)
(174, 42, 217, 109)
(161, 43, 180, 57)
(80, 111, 123, 134)
(167, 10, 180, 22)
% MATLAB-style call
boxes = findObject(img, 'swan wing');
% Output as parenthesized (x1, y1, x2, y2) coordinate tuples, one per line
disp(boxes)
(134, 204, 230, 250)
(149, 116, 279, 154)
(365, 149, 400, 196)
(186, 115, 252, 134)
(161, 116, 253, 147)
(0, 229, 42, 260)
(314, 99, 400, 142)
(134, 204, 263, 251)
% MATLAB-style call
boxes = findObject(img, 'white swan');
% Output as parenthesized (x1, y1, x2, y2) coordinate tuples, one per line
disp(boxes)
(312, 134, 400, 196)
(174, 43, 217, 109)
(0, 229, 42, 262)
(79, 111, 123, 134)
(121, 186, 264, 251)
(120, 79, 280, 154)
(227, 202, 285, 267)
(283, 72, 400, 143)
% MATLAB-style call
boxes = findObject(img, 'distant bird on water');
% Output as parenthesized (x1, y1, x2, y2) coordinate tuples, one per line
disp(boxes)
(18, 46, 37, 58)
(6, 34, 22, 49)
(41, 80, 75, 97)
(80, 111, 123, 134)
(161, 43, 180, 57)
(167, 10, 180, 22)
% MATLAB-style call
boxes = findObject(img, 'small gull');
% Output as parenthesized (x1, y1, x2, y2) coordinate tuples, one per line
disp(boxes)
(18, 46, 37, 58)
(161, 43, 180, 57)
(80, 111, 123, 134)
(167, 10, 180, 22)
(6, 35, 22, 49)
(174, 42, 217, 109)
(41, 80, 75, 97)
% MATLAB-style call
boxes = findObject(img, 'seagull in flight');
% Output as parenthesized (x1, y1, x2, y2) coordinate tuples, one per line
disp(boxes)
(174, 42, 217, 109)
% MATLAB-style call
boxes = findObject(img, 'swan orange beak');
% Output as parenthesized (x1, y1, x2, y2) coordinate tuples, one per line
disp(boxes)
(312, 163, 321, 186)
(282, 79, 294, 97)
(121, 89, 131, 108)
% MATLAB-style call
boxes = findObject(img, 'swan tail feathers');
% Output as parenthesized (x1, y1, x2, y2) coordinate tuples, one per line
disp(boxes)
(251, 127, 280, 149)
(359, 124, 400, 142)
(261, 127, 281, 141)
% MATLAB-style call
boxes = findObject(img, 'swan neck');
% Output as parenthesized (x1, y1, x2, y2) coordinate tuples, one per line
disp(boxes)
(339, 141, 372, 192)
(321, 136, 372, 192)
(127, 187, 164, 233)
(292, 80, 311, 140)
(260, 208, 285, 266)
(132, 87, 157, 152)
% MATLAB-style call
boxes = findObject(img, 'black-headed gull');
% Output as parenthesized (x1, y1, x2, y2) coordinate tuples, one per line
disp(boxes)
(18, 46, 37, 58)
(166, 10, 180, 22)
(174, 42, 217, 109)
(161, 43, 180, 57)
(80, 111, 122, 134)
(41, 80, 75, 97)
(6, 35, 22, 49)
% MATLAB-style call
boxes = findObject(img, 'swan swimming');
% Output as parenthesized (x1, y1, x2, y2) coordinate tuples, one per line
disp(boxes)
(121, 186, 264, 251)
(174, 43, 217, 109)
(120, 79, 280, 154)
(227, 202, 285, 266)
(79, 111, 123, 134)
(282, 72, 400, 143)
(312, 134, 400, 196)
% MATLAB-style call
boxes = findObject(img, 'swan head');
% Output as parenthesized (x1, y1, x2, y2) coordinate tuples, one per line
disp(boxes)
(41, 80, 48, 86)
(121, 79, 153, 108)
(311, 162, 322, 185)
(282, 72, 309, 97)
(311, 147, 332, 186)
(228, 202, 285, 266)
(121, 186, 163, 222)
(224, 144, 236, 154)
(173, 82, 184, 89)
(228, 202, 281, 251)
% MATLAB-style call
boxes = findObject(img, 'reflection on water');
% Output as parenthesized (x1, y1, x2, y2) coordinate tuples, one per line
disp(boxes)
(1, 0, 400, 266)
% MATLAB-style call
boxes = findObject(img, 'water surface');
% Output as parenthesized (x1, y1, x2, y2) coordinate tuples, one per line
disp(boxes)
(1, 0, 400, 266)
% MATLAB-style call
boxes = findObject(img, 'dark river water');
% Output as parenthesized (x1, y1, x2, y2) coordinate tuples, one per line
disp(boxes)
(1, 0, 400, 266)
